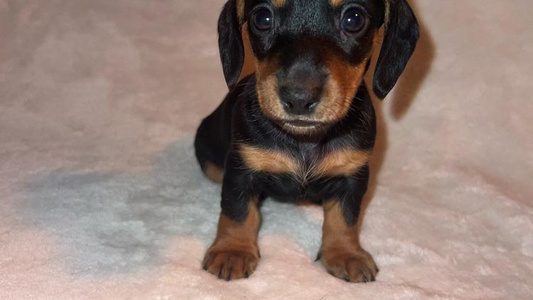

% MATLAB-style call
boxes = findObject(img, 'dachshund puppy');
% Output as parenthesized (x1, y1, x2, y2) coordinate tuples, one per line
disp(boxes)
(195, 0, 419, 282)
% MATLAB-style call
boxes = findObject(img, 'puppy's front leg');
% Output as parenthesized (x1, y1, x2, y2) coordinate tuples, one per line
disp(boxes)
(202, 163, 260, 281)
(318, 166, 379, 282)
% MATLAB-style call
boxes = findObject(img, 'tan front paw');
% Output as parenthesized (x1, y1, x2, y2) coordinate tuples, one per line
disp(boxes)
(202, 247, 259, 281)
(319, 248, 378, 282)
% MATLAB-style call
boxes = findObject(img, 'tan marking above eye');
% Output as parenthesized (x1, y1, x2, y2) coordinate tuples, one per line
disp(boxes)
(384, 0, 392, 26)
(240, 144, 300, 175)
(329, 0, 346, 7)
(238, 0, 287, 20)
(271, 0, 287, 8)
(237, 0, 245, 22)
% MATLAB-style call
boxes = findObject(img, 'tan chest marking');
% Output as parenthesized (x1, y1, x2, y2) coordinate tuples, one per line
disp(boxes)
(313, 149, 369, 177)
(240, 144, 369, 178)
(240, 144, 300, 175)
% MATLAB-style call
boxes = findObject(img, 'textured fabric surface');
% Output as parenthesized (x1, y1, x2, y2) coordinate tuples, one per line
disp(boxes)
(0, 0, 532, 299)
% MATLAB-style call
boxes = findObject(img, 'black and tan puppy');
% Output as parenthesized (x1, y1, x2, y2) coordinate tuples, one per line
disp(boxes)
(194, 0, 419, 282)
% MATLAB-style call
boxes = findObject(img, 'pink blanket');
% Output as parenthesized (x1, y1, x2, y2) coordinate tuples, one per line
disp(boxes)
(1, 0, 531, 299)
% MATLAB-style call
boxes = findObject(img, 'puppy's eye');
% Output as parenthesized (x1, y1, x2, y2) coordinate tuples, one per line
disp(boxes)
(252, 8, 274, 31)
(341, 7, 368, 34)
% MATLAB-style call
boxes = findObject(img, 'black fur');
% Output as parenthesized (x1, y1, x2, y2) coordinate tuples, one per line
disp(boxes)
(194, 0, 419, 281)
(195, 75, 376, 223)
(218, 0, 245, 89)
(373, 0, 420, 98)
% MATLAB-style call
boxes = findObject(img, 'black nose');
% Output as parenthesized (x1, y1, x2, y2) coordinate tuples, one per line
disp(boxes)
(279, 85, 321, 115)
(276, 53, 327, 115)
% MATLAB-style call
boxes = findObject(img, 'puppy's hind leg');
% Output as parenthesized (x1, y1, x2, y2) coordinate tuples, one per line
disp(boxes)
(194, 117, 226, 183)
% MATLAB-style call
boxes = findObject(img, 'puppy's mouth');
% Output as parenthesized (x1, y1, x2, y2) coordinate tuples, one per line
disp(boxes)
(286, 120, 319, 127)
(279, 119, 329, 135)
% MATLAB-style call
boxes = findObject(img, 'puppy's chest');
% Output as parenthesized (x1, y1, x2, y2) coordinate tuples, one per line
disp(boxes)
(239, 143, 369, 182)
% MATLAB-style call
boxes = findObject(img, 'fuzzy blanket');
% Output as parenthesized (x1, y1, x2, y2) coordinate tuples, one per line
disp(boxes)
(1, 0, 532, 299)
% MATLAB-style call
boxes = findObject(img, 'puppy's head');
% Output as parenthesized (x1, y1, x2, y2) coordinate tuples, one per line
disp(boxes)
(218, 0, 419, 135)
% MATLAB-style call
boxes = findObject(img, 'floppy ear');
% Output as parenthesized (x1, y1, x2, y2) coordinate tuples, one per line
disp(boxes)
(372, 0, 419, 99)
(218, 0, 245, 89)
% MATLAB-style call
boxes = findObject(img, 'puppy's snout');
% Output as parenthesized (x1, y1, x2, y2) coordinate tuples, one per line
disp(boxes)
(279, 83, 321, 115)
(278, 66, 326, 116)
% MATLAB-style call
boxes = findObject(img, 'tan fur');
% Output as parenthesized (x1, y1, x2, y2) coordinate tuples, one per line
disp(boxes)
(255, 57, 287, 122)
(236, 0, 245, 23)
(210, 199, 260, 250)
(239, 0, 376, 133)
(314, 149, 369, 177)
(237, 0, 288, 22)
(205, 162, 224, 183)
(320, 56, 368, 123)
(330, 0, 390, 21)
(237, 0, 286, 22)
(239, 26, 256, 80)
(254, 53, 369, 134)
(319, 200, 378, 282)
(321, 200, 361, 250)
(384, 0, 392, 28)
(272, 0, 287, 7)
(329, 0, 345, 7)
(240, 144, 300, 175)
(203, 198, 261, 280)
(241, 144, 369, 180)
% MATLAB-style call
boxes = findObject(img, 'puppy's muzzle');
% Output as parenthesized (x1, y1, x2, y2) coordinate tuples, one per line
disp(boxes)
(277, 60, 327, 117)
